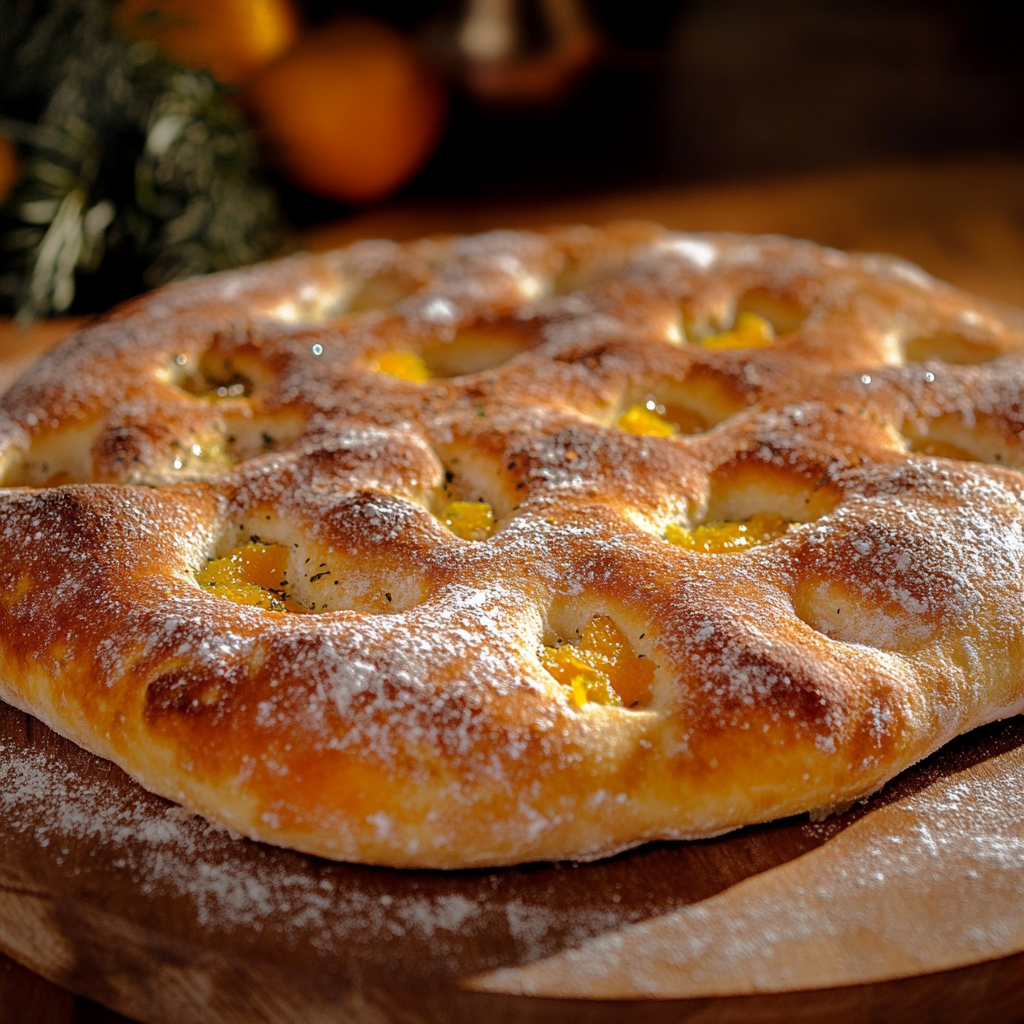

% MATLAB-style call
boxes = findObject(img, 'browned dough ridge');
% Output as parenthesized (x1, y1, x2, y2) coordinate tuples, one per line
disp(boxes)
(1, 225, 1024, 868)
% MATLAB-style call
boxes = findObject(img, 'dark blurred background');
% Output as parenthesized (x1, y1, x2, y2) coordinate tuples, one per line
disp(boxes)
(282, 0, 1024, 223)
(4, 0, 1024, 317)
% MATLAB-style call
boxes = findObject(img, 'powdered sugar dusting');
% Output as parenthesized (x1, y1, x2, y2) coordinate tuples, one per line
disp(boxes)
(474, 731, 1024, 996)
(0, 716, 674, 978)
(2, 225, 1024, 871)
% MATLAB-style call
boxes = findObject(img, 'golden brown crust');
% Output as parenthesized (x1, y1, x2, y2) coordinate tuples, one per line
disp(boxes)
(2, 226, 1024, 867)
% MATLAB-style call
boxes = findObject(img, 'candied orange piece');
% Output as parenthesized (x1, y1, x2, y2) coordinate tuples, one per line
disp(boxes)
(701, 312, 775, 350)
(541, 614, 654, 708)
(617, 404, 677, 437)
(442, 500, 495, 541)
(666, 513, 791, 553)
(370, 351, 431, 382)
(195, 541, 294, 611)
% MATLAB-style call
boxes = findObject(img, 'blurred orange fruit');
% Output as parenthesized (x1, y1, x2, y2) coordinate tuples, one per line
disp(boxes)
(245, 17, 446, 204)
(114, 0, 300, 84)
(0, 137, 19, 204)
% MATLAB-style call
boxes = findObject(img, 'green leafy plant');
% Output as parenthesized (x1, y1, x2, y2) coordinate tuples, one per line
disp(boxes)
(0, 0, 286, 320)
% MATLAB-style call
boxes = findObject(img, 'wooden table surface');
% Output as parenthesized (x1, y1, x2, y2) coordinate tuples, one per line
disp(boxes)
(3, 156, 1024, 1023)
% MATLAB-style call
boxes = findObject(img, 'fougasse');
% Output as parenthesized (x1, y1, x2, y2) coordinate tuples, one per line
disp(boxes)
(1, 224, 1023, 868)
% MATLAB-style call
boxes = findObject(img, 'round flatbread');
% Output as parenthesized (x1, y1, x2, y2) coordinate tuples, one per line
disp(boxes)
(2, 225, 1023, 867)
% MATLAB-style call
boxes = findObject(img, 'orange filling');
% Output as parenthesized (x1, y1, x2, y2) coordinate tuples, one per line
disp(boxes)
(541, 615, 654, 708)
(665, 513, 792, 553)
(441, 500, 496, 541)
(370, 351, 431, 382)
(908, 438, 979, 462)
(195, 542, 302, 611)
(617, 404, 677, 437)
(701, 311, 775, 350)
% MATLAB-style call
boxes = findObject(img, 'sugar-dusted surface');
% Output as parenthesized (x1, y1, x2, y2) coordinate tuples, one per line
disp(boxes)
(473, 718, 1024, 998)
(5, 701, 1024, 1021)
(2, 226, 1024, 870)
(473, 716, 1024, 995)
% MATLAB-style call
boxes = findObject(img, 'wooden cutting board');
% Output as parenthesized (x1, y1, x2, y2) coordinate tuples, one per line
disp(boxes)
(4, 699, 1024, 1024)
